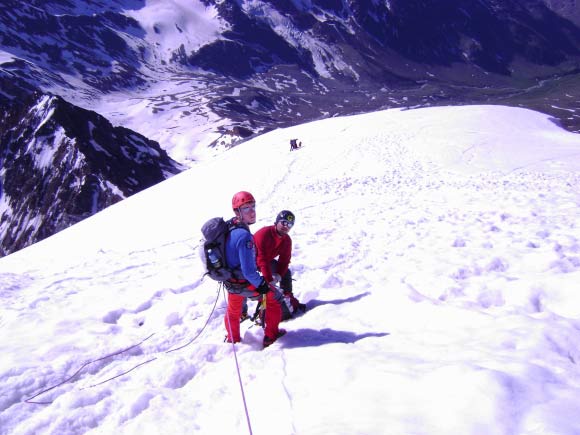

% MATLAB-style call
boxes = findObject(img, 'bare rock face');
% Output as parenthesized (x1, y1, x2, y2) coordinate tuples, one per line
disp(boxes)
(0, 92, 183, 256)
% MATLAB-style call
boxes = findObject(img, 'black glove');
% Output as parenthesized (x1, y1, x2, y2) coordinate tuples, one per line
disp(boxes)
(256, 278, 271, 295)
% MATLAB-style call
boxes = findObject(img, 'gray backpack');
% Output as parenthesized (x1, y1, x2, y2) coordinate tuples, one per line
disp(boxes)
(200, 217, 247, 281)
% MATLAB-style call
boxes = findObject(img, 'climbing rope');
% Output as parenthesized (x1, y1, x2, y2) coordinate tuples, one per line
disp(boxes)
(164, 284, 221, 354)
(223, 288, 254, 435)
(25, 285, 222, 405)
(24, 333, 156, 404)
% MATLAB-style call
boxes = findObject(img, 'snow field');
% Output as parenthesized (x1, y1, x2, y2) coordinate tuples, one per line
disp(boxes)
(1, 105, 580, 434)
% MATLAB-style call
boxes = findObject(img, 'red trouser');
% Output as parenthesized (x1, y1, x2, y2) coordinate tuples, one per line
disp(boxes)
(225, 291, 282, 342)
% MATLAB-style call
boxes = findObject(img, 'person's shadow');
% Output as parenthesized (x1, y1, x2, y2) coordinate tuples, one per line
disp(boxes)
(280, 291, 389, 348)
(280, 328, 389, 348)
(305, 291, 371, 310)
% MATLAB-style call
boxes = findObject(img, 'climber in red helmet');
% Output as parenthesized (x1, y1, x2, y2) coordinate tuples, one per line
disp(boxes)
(223, 191, 285, 348)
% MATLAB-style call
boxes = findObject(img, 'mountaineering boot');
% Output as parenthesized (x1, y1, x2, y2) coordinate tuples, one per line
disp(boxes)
(263, 329, 287, 348)
(282, 291, 307, 316)
(224, 335, 241, 344)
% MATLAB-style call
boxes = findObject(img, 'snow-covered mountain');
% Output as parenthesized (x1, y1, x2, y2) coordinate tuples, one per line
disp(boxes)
(2, 0, 580, 148)
(1, 0, 579, 256)
(0, 92, 182, 256)
(1, 105, 579, 435)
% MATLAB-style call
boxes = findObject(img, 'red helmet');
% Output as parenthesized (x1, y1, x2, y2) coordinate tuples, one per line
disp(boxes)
(232, 191, 255, 209)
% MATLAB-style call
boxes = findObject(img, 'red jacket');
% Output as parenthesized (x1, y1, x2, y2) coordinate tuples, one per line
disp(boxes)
(254, 225, 292, 282)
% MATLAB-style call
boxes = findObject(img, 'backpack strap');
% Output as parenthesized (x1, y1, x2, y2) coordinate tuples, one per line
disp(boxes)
(226, 217, 250, 232)
(224, 218, 251, 283)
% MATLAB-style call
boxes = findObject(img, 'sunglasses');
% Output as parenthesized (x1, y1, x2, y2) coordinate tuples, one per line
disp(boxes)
(240, 204, 256, 213)
(279, 220, 294, 228)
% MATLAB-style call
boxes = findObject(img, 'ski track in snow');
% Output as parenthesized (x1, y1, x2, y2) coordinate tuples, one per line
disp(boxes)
(1, 106, 580, 434)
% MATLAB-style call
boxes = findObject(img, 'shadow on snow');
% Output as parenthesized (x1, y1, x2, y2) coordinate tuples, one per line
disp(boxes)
(304, 291, 371, 310)
(277, 292, 388, 348)
(280, 328, 389, 348)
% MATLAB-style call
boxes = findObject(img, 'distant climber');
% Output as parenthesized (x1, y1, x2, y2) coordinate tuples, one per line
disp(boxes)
(290, 139, 302, 151)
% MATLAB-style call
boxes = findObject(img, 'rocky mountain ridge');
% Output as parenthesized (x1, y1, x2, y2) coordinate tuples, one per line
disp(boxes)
(0, 91, 182, 256)
(1, 0, 579, 256)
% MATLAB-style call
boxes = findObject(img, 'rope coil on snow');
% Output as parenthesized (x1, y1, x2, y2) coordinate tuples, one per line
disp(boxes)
(24, 285, 222, 405)
(24, 333, 156, 404)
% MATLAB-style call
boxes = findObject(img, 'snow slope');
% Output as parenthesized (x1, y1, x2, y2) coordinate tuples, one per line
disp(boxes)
(1, 105, 580, 435)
